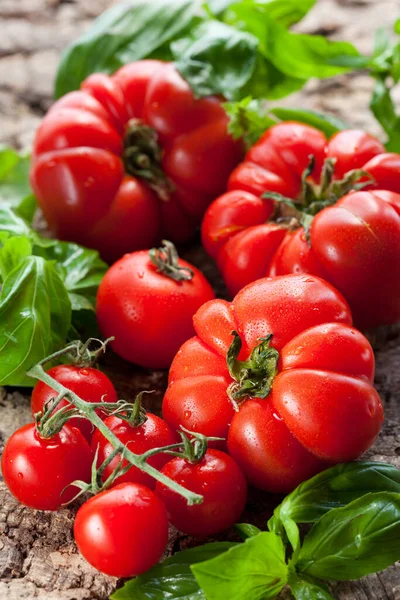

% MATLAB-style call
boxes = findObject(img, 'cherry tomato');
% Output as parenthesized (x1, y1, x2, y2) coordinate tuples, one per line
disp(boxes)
(155, 449, 247, 537)
(162, 275, 384, 493)
(1, 423, 92, 510)
(91, 413, 178, 488)
(96, 245, 215, 368)
(31, 365, 118, 442)
(202, 124, 400, 328)
(74, 482, 168, 577)
(30, 61, 243, 263)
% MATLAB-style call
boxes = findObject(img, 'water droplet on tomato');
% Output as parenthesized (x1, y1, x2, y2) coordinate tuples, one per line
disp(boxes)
(80, 369, 89, 376)
(137, 271, 144, 279)
(184, 410, 192, 420)
(84, 176, 95, 188)
(17, 472, 24, 479)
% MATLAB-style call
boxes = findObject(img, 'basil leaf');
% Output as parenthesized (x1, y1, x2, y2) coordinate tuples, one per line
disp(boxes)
(0, 256, 71, 386)
(270, 462, 400, 529)
(234, 523, 262, 540)
(35, 241, 107, 311)
(0, 236, 32, 281)
(0, 205, 37, 240)
(0, 146, 36, 223)
(223, 0, 317, 28)
(173, 20, 258, 100)
(192, 532, 288, 600)
(111, 542, 236, 600)
(289, 574, 334, 600)
(269, 108, 349, 137)
(296, 492, 400, 580)
(55, 0, 200, 98)
(226, 5, 364, 78)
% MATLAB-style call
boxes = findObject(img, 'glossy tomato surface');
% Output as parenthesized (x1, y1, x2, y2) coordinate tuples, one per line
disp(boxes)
(1, 423, 92, 510)
(91, 413, 178, 488)
(155, 449, 247, 537)
(74, 482, 168, 577)
(96, 249, 215, 368)
(31, 61, 243, 262)
(202, 124, 400, 328)
(31, 365, 118, 442)
(163, 275, 383, 493)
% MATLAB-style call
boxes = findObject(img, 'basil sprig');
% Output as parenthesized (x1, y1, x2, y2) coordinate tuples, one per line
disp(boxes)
(113, 462, 400, 600)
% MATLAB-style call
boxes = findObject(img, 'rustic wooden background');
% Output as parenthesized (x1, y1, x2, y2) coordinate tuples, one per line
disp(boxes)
(1, 1, 400, 599)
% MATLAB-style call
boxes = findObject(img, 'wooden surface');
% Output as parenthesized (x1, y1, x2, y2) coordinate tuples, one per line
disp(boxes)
(1, 1, 400, 599)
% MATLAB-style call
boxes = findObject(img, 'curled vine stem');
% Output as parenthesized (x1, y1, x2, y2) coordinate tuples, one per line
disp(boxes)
(26, 355, 204, 506)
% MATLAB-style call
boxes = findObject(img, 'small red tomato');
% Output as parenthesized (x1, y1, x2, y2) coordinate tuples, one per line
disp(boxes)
(96, 241, 215, 369)
(31, 365, 118, 442)
(155, 449, 247, 537)
(91, 413, 178, 488)
(1, 423, 92, 510)
(74, 482, 168, 577)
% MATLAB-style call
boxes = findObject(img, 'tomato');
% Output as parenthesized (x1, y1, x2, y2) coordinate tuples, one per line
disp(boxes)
(91, 413, 178, 488)
(96, 242, 215, 368)
(162, 275, 383, 493)
(30, 61, 243, 263)
(202, 124, 400, 328)
(74, 482, 168, 577)
(1, 423, 92, 510)
(155, 449, 247, 537)
(31, 365, 118, 442)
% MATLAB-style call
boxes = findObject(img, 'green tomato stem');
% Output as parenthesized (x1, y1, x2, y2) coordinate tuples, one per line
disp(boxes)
(27, 363, 203, 506)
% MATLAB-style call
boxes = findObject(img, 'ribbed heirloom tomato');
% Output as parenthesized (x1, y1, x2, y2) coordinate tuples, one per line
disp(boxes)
(30, 60, 243, 263)
(202, 123, 400, 328)
(162, 274, 384, 493)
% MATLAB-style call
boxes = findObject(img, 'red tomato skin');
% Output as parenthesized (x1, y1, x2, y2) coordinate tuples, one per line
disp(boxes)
(74, 482, 168, 577)
(1, 423, 92, 510)
(31, 365, 118, 442)
(162, 275, 383, 493)
(91, 414, 178, 489)
(31, 61, 243, 262)
(227, 400, 328, 494)
(201, 124, 400, 327)
(155, 449, 247, 537)
(96, 250, 215, 369)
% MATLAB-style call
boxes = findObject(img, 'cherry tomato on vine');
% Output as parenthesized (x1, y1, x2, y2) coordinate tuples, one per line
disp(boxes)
(30, 60, 243, 263)
(155, 449, 247, 537)
(96, 241, 215, 369)
(31, 365, 118, 442)
(1, 423, 92, 510)
(91, 413, 178, 488)
(163, 274, 384, 493)
(202, 124, 400, 328)
(74, 482, 168, 577)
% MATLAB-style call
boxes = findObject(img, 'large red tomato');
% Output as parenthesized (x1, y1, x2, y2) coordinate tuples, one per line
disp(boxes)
(202, 124, 400, 328)
(30, 61, 243, 263)
(162, 275, 383, 493)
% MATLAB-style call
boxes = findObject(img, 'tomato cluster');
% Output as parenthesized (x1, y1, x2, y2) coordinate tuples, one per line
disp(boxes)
(202, 123, 400, 328)
(2, 364, 248, 578)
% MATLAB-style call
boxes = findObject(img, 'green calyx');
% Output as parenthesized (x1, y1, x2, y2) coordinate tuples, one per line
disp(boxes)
(123, 119, 174, 201)
(226, 331, 279, 406)
(149, 239, 194, 282)
(263, 156, 375, 238)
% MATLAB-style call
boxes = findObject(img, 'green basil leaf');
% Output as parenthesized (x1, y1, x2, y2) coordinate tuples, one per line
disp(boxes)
(173, 20, 258, 100)
(296, 492, 400, 580)
(289, 574, 334, 600)
(0, 205, 37, 240)
(55, 0, 200, 98)
(226, 5, 364, 78)
(192, 532, 288, 600)
(234, 523, 262, 540)
(0, 236, 32, 281)
(224, 0, 317, 28)
(395, 18, 400, 35)
(270, 461, 400, 529)
(0, 147, 36, 223)
(111, 542, 236, 600)
(243, 54, 305, 100)
(0, 256, 71, 386)
(269, 107, 349, 137)
(35, 241, 107, 311)
(370, 79, 398, 137)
